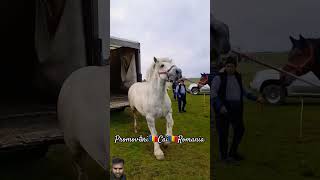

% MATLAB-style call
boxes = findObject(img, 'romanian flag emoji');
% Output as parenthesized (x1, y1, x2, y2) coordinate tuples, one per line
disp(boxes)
(149, 135, 158, 142)
(168, 136, 179, 143)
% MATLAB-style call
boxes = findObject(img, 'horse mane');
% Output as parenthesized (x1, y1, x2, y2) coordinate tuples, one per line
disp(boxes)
(309, 38, 320, 64)
(145, 57, 172, 81)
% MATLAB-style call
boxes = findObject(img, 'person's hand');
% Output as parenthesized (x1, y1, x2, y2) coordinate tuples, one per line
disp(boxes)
(257, 96, 265, 104)
(220, 106, 228, 114)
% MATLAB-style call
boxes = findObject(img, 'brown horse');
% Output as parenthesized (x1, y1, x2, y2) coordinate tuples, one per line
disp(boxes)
(281, 35, 320, 86)
(198, 73, 209, 88)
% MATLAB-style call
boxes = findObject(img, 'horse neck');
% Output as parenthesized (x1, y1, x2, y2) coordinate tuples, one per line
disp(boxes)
(150, 72, 167, 98)
(312, 45, 320, 79)
(310, 39, 320, 77)
(314, 39, 320, 63)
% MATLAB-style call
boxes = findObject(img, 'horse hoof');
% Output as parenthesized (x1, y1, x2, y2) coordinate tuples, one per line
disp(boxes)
(155, 151, 165, 160)
(134, 129, 138, 133)
(155, 154, 165, 160)
(163, 141, 170, 149)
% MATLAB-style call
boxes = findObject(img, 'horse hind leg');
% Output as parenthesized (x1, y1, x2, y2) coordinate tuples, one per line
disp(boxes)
(69, 141, 88, 180)
(132, 108, 138, 133)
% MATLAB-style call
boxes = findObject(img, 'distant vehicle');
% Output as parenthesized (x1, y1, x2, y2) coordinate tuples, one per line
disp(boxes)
(188, 73, 211, 95)
(250, 69, 320, 104)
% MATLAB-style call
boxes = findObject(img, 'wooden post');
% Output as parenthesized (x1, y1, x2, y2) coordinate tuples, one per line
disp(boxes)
(300, 97, 304, 138)
(203, 93, 206, 112)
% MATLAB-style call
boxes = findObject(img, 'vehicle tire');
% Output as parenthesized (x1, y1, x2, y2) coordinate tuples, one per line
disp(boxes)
(262, 84, 286, 104)
(191, 87, 200, 95)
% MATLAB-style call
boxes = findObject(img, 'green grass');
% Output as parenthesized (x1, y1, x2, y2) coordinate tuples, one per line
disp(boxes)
(214, 52, 320, 180)
(110, 90, 210, 179)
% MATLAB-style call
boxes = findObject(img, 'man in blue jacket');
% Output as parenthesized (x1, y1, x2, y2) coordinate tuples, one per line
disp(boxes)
(211, 57, 263, 162)
(175, 79, 187, 112)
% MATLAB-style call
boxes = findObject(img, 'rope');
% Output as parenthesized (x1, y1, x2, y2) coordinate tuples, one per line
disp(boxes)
(232, 50, 320, 88)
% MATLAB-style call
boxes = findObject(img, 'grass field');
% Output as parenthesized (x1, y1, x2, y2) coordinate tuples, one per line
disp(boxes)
(110, 79, 211, 179)
(214, 52, 320, 180)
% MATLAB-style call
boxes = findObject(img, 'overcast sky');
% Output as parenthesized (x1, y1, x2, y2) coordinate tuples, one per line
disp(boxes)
(213, 0, 320, 52)
(111, 0, 210, 78)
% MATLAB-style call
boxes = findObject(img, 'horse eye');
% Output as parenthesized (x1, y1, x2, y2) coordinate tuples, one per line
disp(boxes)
(160, 64, 164, 68)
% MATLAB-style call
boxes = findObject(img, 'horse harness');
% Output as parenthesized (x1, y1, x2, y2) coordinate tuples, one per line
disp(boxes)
(158, 65, 177, 81)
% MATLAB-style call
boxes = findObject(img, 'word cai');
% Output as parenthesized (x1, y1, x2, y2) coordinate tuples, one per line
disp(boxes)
(149, 135, 179, 143)
(114, 135, 205, 144)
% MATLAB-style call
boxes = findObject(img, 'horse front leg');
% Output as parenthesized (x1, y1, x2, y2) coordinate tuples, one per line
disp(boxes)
(164, 111, 174, 147)
(146, 115, 164, 160)
(71, 146, 88, 180)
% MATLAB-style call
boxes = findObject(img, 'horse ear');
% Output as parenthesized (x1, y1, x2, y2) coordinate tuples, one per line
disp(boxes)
(153, 57, 158, 63)
(299, 34, 307, 47)
(289, 36, 297, 46)
(289, 36, 295, 43)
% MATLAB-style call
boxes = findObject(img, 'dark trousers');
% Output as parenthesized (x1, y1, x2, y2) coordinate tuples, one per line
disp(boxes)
(173, 89, 177, 100)
(178, 94, 186, 112)
(215, 101, 244, 159)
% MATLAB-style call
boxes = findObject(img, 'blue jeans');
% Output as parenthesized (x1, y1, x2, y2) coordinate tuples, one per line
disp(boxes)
(177, 94, 186, 112)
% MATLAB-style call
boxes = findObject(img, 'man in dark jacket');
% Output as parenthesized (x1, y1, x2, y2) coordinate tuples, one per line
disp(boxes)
(211, 57, 263, 162)
(172, 80, 178, 100)
(175, 79, 187, 112)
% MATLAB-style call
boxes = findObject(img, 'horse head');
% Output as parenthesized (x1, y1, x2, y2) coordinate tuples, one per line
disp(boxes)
(152, 57, 182, 82)
(211, 17, 231, 55)
(199, 73, 209, 85)
(281, 35, 318, 85)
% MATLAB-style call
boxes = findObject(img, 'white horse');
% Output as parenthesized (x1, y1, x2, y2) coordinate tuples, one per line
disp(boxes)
(128, 57, 181, 160)
(58, 66, 109, 180)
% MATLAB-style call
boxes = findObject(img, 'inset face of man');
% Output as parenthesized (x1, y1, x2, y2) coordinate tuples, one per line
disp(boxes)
(225, 63, 236, 74)
(112, 158, 124, 179)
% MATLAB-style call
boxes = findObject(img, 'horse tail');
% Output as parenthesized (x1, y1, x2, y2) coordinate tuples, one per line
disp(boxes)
(128, 84, 135, 109)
